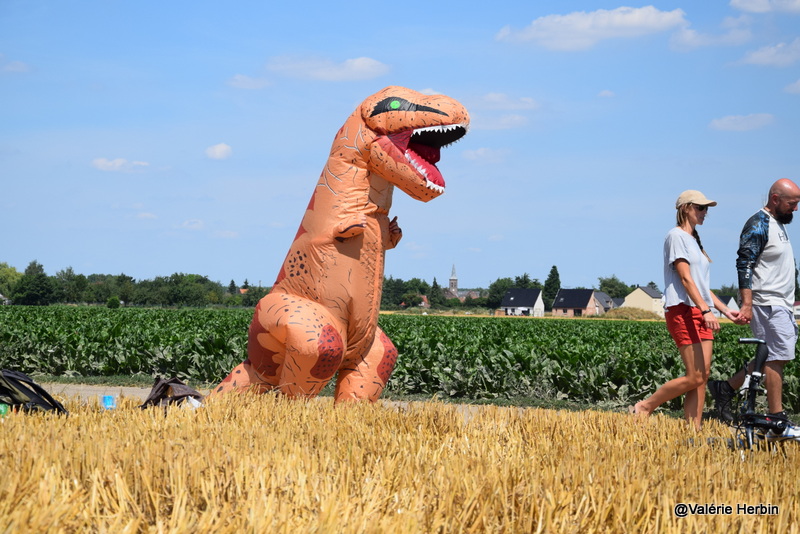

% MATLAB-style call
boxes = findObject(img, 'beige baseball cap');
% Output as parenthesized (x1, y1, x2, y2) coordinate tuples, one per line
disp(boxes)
(676, 190, 717, 208)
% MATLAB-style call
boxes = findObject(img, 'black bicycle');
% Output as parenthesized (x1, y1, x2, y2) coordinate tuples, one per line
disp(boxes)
(729, 338, 792, 450)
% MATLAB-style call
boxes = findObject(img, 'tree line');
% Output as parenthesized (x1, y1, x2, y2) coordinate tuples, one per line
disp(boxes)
(2, 259, 731, 310)
(0, 261, 269, 308)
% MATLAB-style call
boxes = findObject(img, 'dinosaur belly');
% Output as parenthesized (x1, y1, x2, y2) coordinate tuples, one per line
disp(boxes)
(271, 219, 385, 356)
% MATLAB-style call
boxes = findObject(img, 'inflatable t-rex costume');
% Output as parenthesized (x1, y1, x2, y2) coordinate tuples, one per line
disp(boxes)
(213, 86, 469, 402)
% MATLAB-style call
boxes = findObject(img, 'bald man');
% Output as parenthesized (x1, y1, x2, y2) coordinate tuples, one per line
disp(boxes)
(709, 178, 800, 440)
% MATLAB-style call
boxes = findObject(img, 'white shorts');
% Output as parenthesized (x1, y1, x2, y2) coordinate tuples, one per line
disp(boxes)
(751, 305, 798, 362)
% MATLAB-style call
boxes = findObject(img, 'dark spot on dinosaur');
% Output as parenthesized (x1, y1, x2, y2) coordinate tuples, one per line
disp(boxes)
(310, 324, 344, 380)
(377, 331, 399, 383)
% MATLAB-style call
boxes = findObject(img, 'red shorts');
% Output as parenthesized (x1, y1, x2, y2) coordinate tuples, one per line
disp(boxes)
(665, 303, 714, 347)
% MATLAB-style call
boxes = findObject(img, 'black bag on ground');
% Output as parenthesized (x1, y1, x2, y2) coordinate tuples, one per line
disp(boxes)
(0, 369, 69, 414)
(139, 376, 204, 409)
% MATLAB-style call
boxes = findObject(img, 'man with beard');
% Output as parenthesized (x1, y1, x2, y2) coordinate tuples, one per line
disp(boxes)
(710, 178, 800, 440)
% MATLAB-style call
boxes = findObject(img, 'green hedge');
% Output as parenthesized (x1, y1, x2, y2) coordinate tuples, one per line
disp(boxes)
(1, 307, 796, 410)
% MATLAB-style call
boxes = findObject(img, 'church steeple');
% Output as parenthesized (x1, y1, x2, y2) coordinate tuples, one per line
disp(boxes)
(449, 264, 458, 294)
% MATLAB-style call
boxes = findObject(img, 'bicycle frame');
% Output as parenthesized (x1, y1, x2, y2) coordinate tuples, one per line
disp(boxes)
(733, 338, 787, 449)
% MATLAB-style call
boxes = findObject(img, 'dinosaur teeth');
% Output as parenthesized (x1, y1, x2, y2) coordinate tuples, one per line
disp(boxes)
(411, 123, 469, 148)
(405, 149, 445, 192)
(405, 152, 429, 179)
(412, 124, 463, 135)
(426, 182, 444, 193)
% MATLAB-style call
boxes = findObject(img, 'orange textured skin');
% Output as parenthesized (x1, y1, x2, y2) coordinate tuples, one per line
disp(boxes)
(213, 86, 469, 402)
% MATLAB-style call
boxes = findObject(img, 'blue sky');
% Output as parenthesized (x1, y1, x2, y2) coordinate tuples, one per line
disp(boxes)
(2, 1, 799, 292)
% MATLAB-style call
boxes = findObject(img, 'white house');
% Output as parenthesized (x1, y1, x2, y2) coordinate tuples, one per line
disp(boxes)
(501, 288, 545, 317)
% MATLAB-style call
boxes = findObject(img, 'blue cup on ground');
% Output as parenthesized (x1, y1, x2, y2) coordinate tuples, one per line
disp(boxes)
(102, 395, 116, 410)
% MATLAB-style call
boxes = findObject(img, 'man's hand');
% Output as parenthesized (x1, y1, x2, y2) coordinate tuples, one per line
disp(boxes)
(736, 303, 752, 325)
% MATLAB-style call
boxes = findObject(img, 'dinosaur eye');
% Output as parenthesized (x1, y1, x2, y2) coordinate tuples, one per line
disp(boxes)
(370, 97, 412, 116)
(369, 96, 448, 117)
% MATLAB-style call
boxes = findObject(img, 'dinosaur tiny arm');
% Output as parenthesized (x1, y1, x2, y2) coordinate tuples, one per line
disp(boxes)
(386, 216, 402, 249)
(335, 213, 367, 239)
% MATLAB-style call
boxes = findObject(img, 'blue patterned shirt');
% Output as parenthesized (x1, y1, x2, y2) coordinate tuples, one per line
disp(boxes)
(736, 209, 795, 309)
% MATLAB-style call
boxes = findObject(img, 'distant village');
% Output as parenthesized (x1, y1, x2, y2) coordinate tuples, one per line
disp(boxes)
(427, 265, 745, 320)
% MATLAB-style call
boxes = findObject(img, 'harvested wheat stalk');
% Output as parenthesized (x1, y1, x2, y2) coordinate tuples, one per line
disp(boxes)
(0, 393, 797, 533)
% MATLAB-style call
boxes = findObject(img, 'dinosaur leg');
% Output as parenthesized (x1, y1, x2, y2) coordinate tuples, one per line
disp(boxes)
(334, 327, 398, 403)
(211, 293, 346, 398)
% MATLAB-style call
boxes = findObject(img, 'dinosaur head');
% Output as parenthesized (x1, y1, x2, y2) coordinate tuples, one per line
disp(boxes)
(362, 86, 469, 202)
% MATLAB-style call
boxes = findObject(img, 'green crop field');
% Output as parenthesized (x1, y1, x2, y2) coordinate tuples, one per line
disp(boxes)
(1, 306, 797, 411)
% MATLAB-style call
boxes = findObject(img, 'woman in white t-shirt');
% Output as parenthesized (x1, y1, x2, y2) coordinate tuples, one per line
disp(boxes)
(631, 190, 740, 430)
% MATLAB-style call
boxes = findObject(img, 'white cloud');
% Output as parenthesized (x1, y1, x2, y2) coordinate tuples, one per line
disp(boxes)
(709, 113, 774, 131)
(419, 88, 441, 95)
(740, 38, 800, 66)
(227, 74, 271, 89)
(488, 234, 505, 242)
(730, 0, 800, 13)
(1, 53, 30, 73)
(91, 158, 149, 172)
(267, 56, 389, 81)
(205, 143, 232, 160)
(181, 219, 205, 231)
(462, 147, 511, 163)
(785, 79, 800, 93)
(479, 93, 538, 110)
(670, 16, 752, 51)
(2, 60, 31, 73)
(598, 90, 615, 98)
(496, 6, 687, 51)
(472, 114, 529, 130)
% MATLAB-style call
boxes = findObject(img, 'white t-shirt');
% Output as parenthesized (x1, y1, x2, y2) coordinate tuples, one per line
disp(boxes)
(663, 226, 713, 309)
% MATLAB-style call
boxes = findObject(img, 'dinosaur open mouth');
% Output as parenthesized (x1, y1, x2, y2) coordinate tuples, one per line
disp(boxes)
(388, 124, 468, 192)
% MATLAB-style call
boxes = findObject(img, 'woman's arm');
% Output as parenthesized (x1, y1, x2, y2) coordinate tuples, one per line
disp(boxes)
(709, 291, 742, 323)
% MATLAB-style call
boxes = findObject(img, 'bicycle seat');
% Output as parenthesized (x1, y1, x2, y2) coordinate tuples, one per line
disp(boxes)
(738, 338, 766, 345)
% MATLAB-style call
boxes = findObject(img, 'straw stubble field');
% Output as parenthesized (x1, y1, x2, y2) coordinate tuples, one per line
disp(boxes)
(1, 393, 798, 533)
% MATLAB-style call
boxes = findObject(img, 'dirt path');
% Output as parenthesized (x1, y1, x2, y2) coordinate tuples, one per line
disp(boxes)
(43, 383, 211, 404)
(40, 383, 486, 421)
